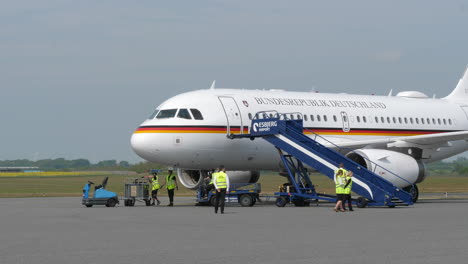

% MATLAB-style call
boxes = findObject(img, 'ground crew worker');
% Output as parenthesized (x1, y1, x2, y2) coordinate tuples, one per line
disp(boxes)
(334, 169, 346, 212)
(213, 165, 230, 214)
(334, 162, 347, 183)
(342, 171, 354, 211)
(150, 172, 161, 206)
(166, 169, 177, 206)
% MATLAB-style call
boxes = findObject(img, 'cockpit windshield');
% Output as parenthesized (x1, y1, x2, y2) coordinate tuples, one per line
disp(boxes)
(153, 108, 204, 120)
(148, 109, 160, 119)
(156, 109, 177, 119)
(177, 109, 192, 119)
(190, 109, 204, 120)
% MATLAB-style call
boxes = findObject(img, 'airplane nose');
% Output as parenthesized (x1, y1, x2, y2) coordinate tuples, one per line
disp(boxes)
(130, 132, 160, 162)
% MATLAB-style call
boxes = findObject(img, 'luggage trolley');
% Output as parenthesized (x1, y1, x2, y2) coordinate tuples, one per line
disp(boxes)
(123, 177, 152, 206)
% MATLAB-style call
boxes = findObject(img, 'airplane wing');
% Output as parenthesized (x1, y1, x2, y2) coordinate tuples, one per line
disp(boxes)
(324, 130, 468, 151)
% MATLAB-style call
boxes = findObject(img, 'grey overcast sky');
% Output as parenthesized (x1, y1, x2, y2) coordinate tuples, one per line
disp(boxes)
(1, 1, 467, 163)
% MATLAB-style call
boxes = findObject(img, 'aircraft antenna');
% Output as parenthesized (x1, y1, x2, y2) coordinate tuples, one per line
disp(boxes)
(210, 80, 216, 90)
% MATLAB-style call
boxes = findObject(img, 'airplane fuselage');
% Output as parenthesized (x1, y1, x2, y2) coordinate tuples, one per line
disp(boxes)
(131, 88, 468, 171)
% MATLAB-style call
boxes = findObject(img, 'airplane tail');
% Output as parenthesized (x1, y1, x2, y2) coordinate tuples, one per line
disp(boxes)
(444, 66, 468, 100)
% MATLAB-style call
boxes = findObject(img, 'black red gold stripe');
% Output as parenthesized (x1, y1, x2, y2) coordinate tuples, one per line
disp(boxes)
(134, 125, 458, 136)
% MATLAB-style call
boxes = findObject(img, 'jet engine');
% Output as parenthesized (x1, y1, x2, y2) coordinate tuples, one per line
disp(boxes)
(177, 169, 260, 190)
(345, 149, 427, 188)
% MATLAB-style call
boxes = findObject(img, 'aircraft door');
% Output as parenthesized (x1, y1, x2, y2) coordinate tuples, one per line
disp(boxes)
(218, 96, 243, 135)
(340, 111, 350, 132)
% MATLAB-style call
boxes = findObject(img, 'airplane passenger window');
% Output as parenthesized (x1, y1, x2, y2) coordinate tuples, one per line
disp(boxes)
(177, 109, 192, 119)
(323, 115, 327, 122)
(310, 115, 314, 121)
(317, 115, 321, 122)
(432, 118, 436, 124)
(297, 114, 302, 119)
(437, 118, 441, 125)
(156, 109, 177, 119)
(393, 117, 396, 123)
(190, 109, 204, 120)
(427, 118, 430, 124)
(387, 117, 391, 123)
(449, 119, 452, 125)
(148, 109, 160, 119)
(343, 116, 347, 122)
(421, 118, 425, 124)
(333, 115, 337, 122)
(404, 117, 408, 124)
(375, 117, 379, 123)
(415, 118, 419, 124)
(304, 115, 308, 121)
(356, 116, 360, 123)
(443, 119, 446, 125)
(248, 113, 252, 120)
(362, 116, 366, 123)
(410, 118, 413, 124)
(398, 117, 402, 124)
(381, 117, 385, 123)
(290, 114, 294, 120)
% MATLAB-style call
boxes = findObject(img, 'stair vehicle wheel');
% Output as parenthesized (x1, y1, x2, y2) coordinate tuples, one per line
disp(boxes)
(239, 194, 253, 207)
(145, 199, 151, 206)
(275, 196, 287, 207)
(356, 197, 368, 208)
(124, 199, 129, 206)
(128, 198, 135, 206)
(210, 195, 217, 207)
(293, 199, 305, 207)
(106, 198, 117, 207)
(85, 204, 93, 208)
(403, 185, 419, 203)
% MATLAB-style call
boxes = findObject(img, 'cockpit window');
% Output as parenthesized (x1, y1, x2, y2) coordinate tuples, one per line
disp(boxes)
(177, 109, 192, 119)
(156, 109, 177, 119)
(148, 109, 159, 119)
(190, 109, 204, 120)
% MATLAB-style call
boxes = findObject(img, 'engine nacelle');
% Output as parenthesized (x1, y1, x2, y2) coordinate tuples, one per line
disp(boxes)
(177, 169, 260, 190)
(345, 149, 427, 188)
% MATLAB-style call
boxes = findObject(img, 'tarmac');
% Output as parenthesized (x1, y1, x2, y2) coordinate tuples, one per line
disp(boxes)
(0, 196, 467, 264)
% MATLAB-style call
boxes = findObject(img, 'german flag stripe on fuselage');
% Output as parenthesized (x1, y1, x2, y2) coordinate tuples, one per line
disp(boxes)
(134, 125, 458, 136)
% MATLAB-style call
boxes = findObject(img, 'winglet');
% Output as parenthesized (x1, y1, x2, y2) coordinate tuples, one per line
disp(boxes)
(210, 80, 216, 90)
(444, 65, 468, 101)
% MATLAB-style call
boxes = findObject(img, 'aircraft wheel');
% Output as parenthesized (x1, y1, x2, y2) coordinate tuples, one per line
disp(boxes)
(275, 196, 287, 207)
(356, 197, 368, 208)
(239, 194, 253, 207)
(403, 185, 419, 203)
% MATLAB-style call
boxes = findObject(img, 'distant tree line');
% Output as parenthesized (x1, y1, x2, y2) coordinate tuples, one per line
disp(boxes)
(1, 157, 467, 175)
(0, 158, 161, 172)
(427, 157, 468, 175)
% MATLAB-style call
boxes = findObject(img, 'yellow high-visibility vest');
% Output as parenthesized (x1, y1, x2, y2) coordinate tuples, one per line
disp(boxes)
(215, 172, 227, 189)
(151, 177, 160, 190)
(166, 174, 176, 190)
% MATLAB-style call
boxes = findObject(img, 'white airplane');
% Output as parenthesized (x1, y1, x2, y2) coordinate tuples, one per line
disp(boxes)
(131, 67, 468, 201)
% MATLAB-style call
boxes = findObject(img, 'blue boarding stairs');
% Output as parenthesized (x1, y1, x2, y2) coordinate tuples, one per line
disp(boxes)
(229, 112, 414, 208)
